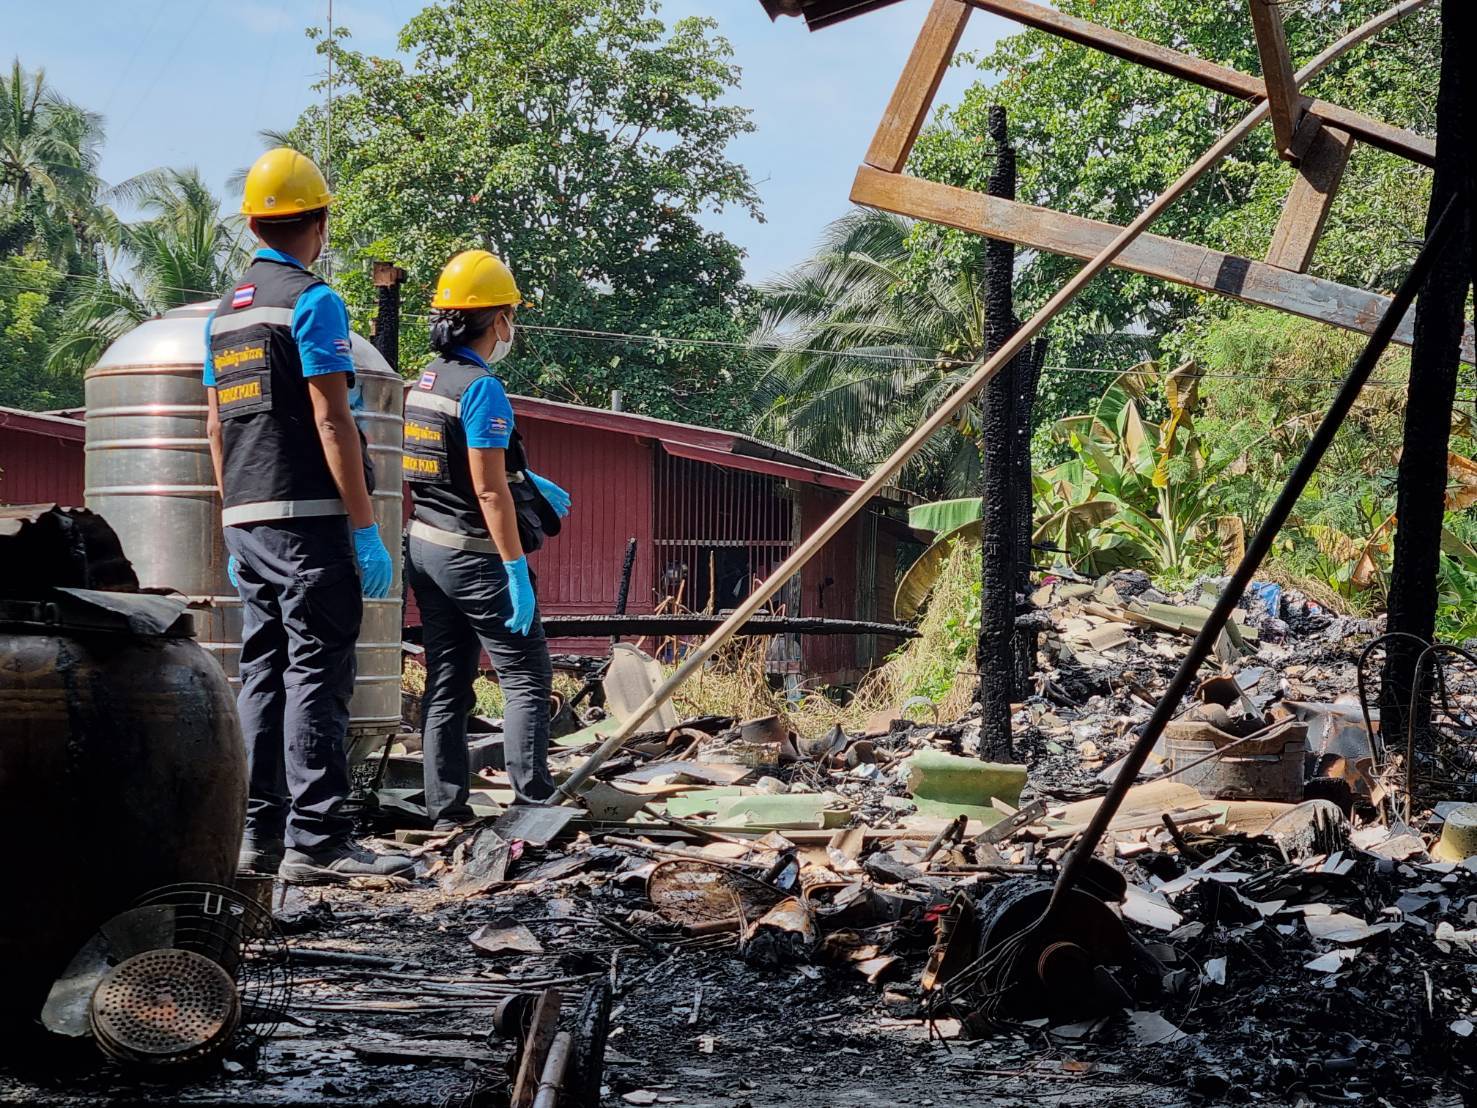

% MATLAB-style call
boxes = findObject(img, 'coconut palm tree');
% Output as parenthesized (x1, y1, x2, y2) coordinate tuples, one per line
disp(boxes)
(750, 207, 991, 499)
(0, 59, 106, 263)
(47, 168, 247, 376)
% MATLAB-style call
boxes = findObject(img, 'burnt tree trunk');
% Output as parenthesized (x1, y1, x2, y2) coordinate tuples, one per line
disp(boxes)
(1012, 337, 1047, 694)
(977, 105, 1021, 761)
(371, 261, 406, 372)
(1380, 0, 1474, 750)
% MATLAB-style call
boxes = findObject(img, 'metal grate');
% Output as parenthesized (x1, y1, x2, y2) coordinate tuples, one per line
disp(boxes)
(90, 948, 240, 1064)
(131, 883, 292, 1047)
(651, 448, 794, 615)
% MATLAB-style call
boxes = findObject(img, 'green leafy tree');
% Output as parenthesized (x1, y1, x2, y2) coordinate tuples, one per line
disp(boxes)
(48, 169, 245, 377)
(906, 0, 1439, 424)
(286, 0, 762, 428)
(0, 249, 71, 410)
(0, 59, 107, 268)
(0, 60, 110, 409)
(752, 206, 989, 498)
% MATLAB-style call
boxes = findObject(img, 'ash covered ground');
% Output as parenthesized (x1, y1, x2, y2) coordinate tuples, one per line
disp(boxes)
(8, 571, 1477, 1107)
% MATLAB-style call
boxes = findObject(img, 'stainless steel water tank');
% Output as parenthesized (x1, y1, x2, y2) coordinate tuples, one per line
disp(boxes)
(84, 302, 404, 756)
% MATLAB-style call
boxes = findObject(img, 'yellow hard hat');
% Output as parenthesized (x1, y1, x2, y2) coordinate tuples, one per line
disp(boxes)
(434, 250, 521, 310)
(241, 147, 332, 217)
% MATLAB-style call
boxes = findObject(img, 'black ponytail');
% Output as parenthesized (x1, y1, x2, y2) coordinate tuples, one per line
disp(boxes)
(429, 307, 502, 354)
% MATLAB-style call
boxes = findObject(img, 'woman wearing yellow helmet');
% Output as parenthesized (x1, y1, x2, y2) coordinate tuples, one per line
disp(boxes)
(402, 251, 572, 823)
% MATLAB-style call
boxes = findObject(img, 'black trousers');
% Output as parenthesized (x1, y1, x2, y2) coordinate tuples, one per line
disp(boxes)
(406, 534, 556, 817)
(225, 517, 360, 852)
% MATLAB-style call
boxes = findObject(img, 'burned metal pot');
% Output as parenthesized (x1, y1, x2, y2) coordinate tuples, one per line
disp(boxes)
(1164, 716, 1308, 801)
(969, 879, 1137, 1021)
(0, 590, 246, 1039)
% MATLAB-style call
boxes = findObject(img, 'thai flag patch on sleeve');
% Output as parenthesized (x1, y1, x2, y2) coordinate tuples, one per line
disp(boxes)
(418, 371, 438, 390)
(231, 285, 256, 309)
(489, 415, 508, 433)
(333, 337, 352, 354)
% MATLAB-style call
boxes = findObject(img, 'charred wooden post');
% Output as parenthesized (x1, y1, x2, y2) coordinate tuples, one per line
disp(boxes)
(977, 104, 1021, 760)
(371, 261, 406, 372)
(1381, 0, 1476, 745)
(1012, 337, 1047, 693)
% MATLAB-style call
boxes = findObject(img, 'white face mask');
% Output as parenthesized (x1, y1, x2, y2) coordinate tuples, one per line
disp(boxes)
(488, 319, 515, 365)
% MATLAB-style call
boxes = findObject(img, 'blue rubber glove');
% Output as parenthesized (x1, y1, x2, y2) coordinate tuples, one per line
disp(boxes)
(503, 556, 536, 635)
(527, 471, 571, 518)
(227, 554, 241, 589)
(353, 524, 393, 599)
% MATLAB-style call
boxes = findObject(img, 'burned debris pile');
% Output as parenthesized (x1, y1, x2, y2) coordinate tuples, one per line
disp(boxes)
(13, 566, 1477, 1105)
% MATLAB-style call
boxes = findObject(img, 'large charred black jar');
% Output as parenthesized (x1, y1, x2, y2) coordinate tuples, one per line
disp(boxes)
(0, 561, 246, 1035)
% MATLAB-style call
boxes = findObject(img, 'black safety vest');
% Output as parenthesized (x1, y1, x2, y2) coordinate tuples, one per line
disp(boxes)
(209, 257, 373, 526)
(403, 352, 559, 554)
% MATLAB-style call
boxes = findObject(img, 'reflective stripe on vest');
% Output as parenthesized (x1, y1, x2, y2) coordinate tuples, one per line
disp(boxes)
(211, 306, 295, 336)
(211, 257, 354, 523)
(407, 518, 499, 554)
(404, 391, 461, 417)
(223, 498, 347, 527)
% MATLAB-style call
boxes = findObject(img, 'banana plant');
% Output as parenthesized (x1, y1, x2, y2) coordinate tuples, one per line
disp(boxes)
(1031, 459, 1143, 575)
(896, 361, 1221, 617)
(1044, 359, 1230, 575)
(894, 497, 980, 621)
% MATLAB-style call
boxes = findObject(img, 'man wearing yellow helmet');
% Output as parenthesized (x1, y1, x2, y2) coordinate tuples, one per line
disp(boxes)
(403, 250, 572, 823)
(205, 147, 410, 883)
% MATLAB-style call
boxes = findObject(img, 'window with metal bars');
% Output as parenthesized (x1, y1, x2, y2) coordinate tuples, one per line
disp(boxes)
(650, 449, 794, 616)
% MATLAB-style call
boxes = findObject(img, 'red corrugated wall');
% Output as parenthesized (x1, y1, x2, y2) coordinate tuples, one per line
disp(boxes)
(522, 413, 655, 655)
(0, 426, 84, 506)
(799, 487, 858, 683)
(402, 407, 656, 656)
(798, 487, 900, 685)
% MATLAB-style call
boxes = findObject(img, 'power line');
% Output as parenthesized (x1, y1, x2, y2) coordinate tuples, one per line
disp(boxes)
(322, 0, 334, 281)
(112, 0, 211, 140)
(100, 0, 173, 114)
(3, 261, 1474, 396)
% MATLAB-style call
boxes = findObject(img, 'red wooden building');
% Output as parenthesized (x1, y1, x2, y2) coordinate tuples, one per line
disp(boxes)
(0, 407, 84, 505)
(0, 398, 913, 684)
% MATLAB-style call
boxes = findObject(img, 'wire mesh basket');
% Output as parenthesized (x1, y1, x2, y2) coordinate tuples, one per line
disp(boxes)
(130, 882, 292, 1047)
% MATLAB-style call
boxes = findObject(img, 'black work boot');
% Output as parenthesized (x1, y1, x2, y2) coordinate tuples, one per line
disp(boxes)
(278, 841, 416, 885)
(238, 838, 284, 876)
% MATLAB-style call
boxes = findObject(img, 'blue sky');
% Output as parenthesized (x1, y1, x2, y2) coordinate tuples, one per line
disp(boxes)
(7, 0, 1012, 284)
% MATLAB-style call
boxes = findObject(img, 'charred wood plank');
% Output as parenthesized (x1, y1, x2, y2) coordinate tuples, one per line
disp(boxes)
(1249, 0, 1305, 156)
(850, 165, 1475, 362)
(537, 614, 917, 638)
(1382, 0, 1475, 747)
(1266, 120, 1355, 272)
(963, 0, 1435, 167)
(865, 0, 972, 172)
(977, 103, 1020, 760)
